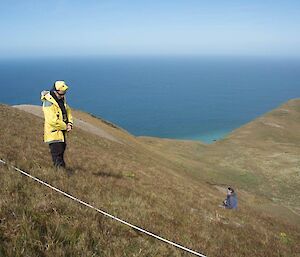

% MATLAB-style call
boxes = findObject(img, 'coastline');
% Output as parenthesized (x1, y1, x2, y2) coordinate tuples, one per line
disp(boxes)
(180, 129, 231, 143)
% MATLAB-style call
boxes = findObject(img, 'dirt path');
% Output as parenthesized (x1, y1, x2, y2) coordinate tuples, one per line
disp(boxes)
(13, 105, 122, 144)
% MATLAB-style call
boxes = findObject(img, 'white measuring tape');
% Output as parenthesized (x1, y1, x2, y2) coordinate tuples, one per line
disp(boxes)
(0, 159, 207, 257)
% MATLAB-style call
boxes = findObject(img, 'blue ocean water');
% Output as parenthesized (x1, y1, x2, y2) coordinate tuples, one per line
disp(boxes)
(0, 56, 300, 143)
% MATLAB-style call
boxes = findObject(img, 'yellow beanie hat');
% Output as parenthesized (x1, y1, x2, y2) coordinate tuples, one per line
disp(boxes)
(54, 81, 69, 91)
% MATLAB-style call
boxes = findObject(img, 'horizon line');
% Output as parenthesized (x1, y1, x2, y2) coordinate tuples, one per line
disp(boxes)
(1, 53, 300, 60)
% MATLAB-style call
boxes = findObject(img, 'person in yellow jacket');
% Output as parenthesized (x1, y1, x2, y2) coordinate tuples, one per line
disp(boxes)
(41, 81, 73, 168)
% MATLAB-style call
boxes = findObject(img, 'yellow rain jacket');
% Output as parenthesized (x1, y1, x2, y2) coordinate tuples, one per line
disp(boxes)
(41, 90, 73, 143)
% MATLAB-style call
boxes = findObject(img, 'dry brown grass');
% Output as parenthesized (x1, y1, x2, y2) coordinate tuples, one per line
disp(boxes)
(140, 100, 300, 216)
(0, 103, 299, 257)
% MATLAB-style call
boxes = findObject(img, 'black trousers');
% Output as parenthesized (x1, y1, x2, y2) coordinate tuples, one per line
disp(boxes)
(49, 142, 66, 168)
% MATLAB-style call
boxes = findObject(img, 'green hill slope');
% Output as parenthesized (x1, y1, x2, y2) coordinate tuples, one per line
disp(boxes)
(198, 99, 300, 211)
(0, 102, 299, 257)
(141, 99, 300, 226)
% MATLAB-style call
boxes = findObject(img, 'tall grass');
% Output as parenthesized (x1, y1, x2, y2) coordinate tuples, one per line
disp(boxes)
(0, 104, 299, 257)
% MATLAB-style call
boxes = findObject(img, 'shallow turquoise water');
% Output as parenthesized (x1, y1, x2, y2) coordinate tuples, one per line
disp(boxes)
(182, 129, 233, 143)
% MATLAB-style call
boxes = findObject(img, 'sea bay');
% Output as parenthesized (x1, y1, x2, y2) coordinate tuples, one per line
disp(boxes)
(1, 56, 299, 143)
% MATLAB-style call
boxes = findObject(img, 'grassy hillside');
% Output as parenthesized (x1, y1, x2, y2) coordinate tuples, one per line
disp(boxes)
(0, 102, 299, 257)
(141, 99, 300, 210)
(202, 99, 300, 211)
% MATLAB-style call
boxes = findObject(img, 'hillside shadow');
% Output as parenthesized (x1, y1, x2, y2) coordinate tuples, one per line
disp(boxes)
(92, 170, 123, 179)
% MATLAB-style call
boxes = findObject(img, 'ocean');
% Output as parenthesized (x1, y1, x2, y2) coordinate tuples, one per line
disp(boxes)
(1, 56, 300, 143)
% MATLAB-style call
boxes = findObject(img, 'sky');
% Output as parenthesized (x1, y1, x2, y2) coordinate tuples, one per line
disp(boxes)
(0, 0, 300, 57)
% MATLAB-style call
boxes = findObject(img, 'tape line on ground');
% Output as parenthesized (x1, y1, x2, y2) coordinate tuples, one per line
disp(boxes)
(0, 159, 207, 257)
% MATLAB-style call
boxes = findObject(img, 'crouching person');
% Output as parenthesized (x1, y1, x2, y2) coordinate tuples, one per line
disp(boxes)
(41, 81, 73, 169)
(222, 187, 238, 209)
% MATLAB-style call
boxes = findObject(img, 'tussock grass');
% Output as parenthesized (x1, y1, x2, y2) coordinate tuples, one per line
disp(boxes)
(0, 104, 299, 257)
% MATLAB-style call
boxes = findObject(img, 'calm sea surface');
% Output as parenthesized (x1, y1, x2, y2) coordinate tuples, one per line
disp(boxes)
(1, 56, 300, 143)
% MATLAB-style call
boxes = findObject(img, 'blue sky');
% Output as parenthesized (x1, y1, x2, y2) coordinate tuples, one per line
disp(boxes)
(1, 0, 300, 57)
